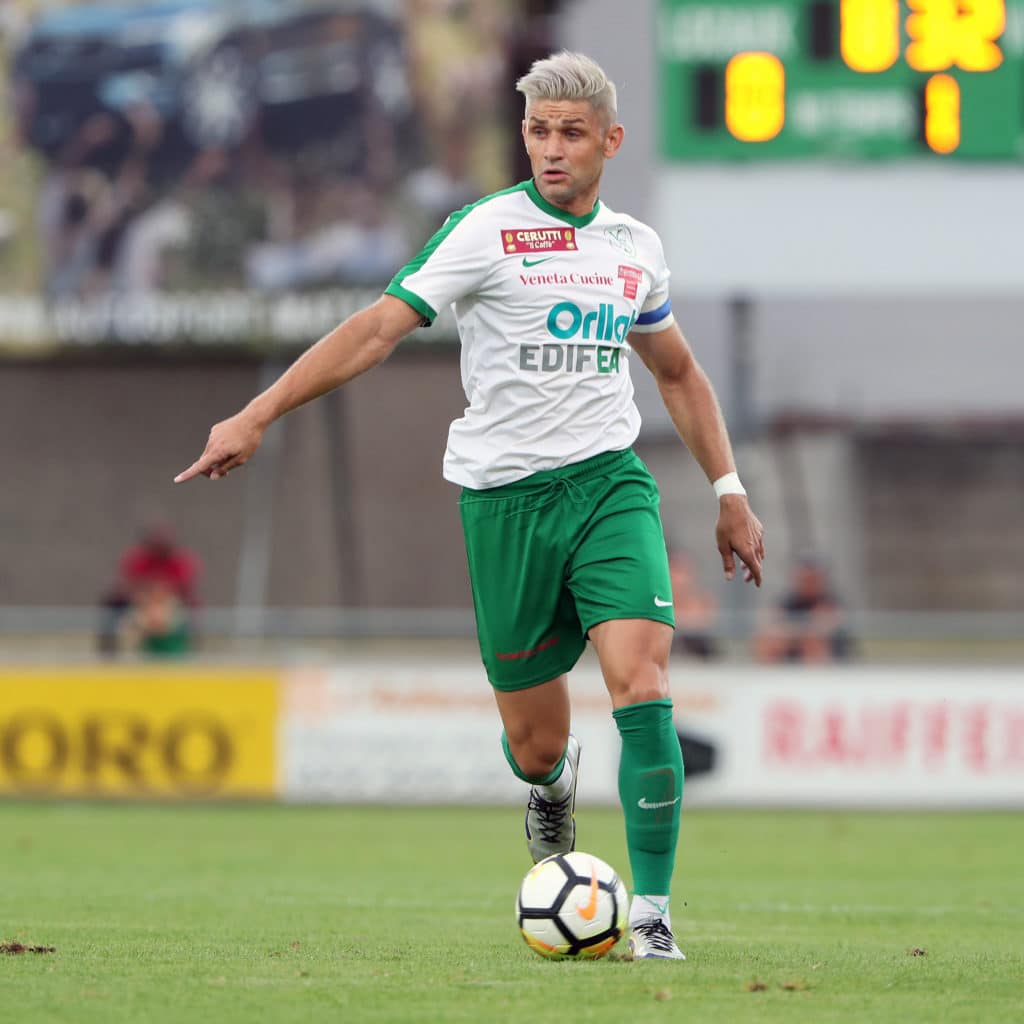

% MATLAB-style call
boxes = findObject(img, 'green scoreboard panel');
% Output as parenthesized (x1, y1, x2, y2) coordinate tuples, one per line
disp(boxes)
(658, 0, 1024, 159)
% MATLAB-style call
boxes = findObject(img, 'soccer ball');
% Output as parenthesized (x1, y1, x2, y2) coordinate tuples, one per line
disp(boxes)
(516, 851, 628, 960)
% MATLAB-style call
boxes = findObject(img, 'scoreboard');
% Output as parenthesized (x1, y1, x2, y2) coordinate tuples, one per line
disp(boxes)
(658, 0, 1024, 159)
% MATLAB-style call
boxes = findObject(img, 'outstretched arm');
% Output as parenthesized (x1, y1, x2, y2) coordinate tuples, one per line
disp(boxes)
(174, 295, 423, 483)
(629, 322, 766, 586)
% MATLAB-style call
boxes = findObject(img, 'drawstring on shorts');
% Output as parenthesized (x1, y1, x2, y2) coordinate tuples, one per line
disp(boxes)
(506, 475, 589, 516)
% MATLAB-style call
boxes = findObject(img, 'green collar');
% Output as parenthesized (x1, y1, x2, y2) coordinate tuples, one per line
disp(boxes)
(525, 178, 602, 227)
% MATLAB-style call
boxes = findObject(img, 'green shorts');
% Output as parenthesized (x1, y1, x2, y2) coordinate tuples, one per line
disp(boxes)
(459, 448, 675, 691)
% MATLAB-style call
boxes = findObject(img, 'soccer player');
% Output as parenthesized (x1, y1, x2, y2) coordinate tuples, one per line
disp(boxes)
(175, 51, 765, 960)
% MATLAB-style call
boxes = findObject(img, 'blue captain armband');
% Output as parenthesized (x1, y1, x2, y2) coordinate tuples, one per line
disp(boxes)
(633, 298, 674, 332)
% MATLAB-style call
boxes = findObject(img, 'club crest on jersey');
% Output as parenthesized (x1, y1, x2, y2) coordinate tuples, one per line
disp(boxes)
(618, 265, 643, 300)
(502, 227, 577, 254)
(604, 224, 636, 257)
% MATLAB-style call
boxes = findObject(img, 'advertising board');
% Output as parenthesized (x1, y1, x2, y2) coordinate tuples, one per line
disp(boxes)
(0, 667, 278, 799)
(281, 661, 1024, 808)
(3, 661, 1020, 807)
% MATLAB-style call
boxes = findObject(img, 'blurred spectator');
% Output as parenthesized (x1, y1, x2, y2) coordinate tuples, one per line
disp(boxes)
(246, 182, 409, 290)
(505, 0, 560, 181)
(403, 124, 482, 245)
(405, 0, 511, 195)
(755, 559, 854, 663)
(0, 1, 27, 44)
(98, 523, 201, 656)
(0, 208, 14, 249)
(118, 579, 193, 659)
(668, 549, 719, 660)
(40, 102, 174, 298)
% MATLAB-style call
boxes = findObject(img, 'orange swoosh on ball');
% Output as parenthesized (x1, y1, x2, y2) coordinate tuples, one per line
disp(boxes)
(576, 865, 599, 921)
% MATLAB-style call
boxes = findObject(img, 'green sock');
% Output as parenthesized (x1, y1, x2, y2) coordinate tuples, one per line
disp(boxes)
(613, 699, 684, 895)
(501, 731, 566, 786)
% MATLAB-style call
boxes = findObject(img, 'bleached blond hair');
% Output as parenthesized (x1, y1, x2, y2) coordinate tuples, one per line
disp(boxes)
(515, 51, 618, 127)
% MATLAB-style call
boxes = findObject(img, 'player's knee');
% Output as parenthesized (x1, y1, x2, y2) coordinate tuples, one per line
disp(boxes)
(614, 661, 670, 707)
(508, 731, 567, 779)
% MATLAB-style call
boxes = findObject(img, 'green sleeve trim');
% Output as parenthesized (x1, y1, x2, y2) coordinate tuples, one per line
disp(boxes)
(387, 180, 532, 298)
(384, 282, 437, 324)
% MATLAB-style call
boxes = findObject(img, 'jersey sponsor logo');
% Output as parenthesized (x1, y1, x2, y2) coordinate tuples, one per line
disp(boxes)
(653, 596, 673, 607)
(522, 256, 556, 267)
(519, 343, 621, 374)
(604, 224, 636, 256)
(502, 227, 577, 254)
(518, 301, 637, 374)
(546, 301, 637, 343)
(618, 264, 643, 299)
(519, 271, 615, 288)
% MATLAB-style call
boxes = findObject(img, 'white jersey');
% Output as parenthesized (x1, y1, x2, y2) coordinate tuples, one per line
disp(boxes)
(386, 179, 675, 489)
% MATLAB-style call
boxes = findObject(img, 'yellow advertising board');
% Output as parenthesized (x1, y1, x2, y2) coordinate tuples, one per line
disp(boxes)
(0, 668, 278, 800)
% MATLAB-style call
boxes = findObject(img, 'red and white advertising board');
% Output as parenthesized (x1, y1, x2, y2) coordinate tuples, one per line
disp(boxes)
(675, 666, 1024, 808)
(280, 660, 1024, 808)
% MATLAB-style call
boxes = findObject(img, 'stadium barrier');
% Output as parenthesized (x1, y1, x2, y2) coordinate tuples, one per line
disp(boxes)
(2, 662, 1022, 807)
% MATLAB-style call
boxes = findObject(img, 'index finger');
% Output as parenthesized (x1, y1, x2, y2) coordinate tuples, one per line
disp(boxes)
(174, 456, 217, 484)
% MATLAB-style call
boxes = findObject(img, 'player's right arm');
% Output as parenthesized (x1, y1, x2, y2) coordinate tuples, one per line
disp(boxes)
(629, 321, 765, 587)
(174, 295, 423, 483)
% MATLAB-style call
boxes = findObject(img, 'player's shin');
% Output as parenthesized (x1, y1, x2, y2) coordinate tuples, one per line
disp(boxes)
(613, 699, 684, 915)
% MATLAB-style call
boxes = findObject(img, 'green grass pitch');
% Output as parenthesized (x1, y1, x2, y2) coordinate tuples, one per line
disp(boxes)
(2, 804, 1022, 1023)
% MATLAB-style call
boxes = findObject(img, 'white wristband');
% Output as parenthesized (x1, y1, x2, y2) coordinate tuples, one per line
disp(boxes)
(713, 472, 746, 499)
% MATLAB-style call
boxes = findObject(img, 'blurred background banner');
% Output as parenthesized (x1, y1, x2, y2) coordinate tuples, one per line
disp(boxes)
(0, 666, 278, 799)
(0, 0, 521, 350)
(279, 660, 1024, 807)
(3, 660, 1020, 806)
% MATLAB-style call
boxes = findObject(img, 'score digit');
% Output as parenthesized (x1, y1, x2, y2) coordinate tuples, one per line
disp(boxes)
(841, 0, 900, 73)
(906, 0, 1005, 72)
(956, 0, 1005, 71)
(725, 52, 785, 143)
(924, 73, 960, 153)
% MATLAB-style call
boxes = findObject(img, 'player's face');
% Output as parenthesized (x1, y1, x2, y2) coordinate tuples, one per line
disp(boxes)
(522, 100, 623, 215)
